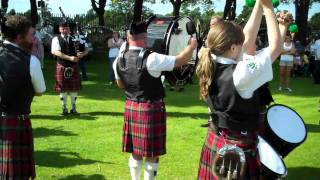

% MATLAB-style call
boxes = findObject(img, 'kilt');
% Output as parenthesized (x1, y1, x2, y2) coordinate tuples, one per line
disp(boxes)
(0, 117, 35, 179)
(54, 63, 81, 92)
(198, 128, 260, 180)
(122, 99, 166, 157)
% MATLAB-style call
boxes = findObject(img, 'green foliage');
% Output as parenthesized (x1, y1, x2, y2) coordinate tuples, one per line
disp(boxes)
(310, 12, 320, 30)
(237, 5, 253, 22)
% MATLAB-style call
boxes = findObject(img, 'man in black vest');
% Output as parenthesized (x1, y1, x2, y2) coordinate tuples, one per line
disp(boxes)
(0, 15, 46, 179)
(51, 20, 89, 115)
(114, 21, 197, 180)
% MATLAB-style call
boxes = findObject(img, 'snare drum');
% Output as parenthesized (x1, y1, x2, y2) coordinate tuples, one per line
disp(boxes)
(147, 16, 198, 86)
(262, 104, 307, 157)
(258, 136, 287, 178)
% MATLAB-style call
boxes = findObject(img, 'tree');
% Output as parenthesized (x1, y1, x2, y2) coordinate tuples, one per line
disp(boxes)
(30, 0, 38, 27)
(91, 0, 107, 26)
(281, 0, 320, 45)
(237, 5, 253, 22)
(133, 0, 143, 22)
(310, 12, 320, 30)
(109, 0, 153, 28)
(1, 0, 8, 10)
(161, 0, 213, 18)
(223, 0, 236, 20)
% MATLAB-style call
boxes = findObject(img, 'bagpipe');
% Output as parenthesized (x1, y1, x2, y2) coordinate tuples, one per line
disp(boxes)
(146, 15, 199, 87)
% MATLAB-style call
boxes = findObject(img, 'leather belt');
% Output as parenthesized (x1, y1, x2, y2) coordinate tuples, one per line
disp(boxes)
(209, 122, 256, 145)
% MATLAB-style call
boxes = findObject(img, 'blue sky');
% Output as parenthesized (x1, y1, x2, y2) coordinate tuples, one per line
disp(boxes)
(9, 0, 320, 19)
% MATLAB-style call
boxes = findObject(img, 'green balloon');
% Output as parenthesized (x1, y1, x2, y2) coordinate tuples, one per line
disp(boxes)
(272, 0, 280, 8)
(246, 0, 256, 7)
(289, 23, 299, 33)
(246, 0, 280, 8)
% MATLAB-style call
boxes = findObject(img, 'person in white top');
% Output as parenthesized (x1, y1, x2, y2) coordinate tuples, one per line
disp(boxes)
(0, 15, 46, 179)
(196, 0, 291, 179)
(279, 33, 296, 92)
(108, 31, 124, 84)
(113, 21, 197, 180)
(312, 36, 320, 84)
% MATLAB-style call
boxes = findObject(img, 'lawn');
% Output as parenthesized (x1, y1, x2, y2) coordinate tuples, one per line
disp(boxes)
(31, 53, 320, 180)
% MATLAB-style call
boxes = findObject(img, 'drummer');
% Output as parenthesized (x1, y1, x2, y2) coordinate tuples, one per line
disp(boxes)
(196, 0, 292, 179)
(113, 21, 197, 180)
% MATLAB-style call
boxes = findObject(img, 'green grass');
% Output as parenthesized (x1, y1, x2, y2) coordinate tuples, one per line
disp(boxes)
(31, 53, 320, 179)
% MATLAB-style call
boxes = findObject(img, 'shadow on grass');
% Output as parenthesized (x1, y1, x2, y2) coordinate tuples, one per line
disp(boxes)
(31, 111, 123, 121)
(286, 166, 320, 179)
(306, 123, 320, 133)
(57, 174, 106, 180)
(35, 150, 112, 168)
(31, 114, 98, 121)
(167, 112, 208, 120)
(33, 127, 78, 138)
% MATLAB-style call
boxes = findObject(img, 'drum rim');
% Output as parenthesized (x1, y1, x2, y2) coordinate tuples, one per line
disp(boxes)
(266, 103, 307, 144)
(258, 136, 288, 177)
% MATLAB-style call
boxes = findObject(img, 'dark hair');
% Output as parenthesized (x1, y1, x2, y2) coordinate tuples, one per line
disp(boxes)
(3, 15, 32, 40)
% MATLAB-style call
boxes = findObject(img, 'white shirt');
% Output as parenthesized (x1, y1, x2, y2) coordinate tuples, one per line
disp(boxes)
(113, 44, 176, 79)
(4, 41, 46, 93)
(108, 38, 124, 58)
(280, 42, 294, 62)
(214, 48, 272, 99)
(51, 34, 89, 54)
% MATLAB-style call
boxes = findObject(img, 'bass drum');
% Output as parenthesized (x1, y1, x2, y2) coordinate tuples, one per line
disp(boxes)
(147, 16, 198, 86)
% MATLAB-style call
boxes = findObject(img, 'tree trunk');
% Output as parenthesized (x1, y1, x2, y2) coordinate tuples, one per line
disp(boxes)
(98, 10, 105, 26)
(223, 0, 236, 20)
(295, 0, 310, 46)
(30, 0, 38, 27)
(1, 0, 8, 9)
(133, 0, 143, 22)
(172, 1, 181, 18)
(91, 0, 106, 26)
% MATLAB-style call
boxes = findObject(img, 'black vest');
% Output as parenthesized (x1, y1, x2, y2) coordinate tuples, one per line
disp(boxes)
(56, 35, 77, 66)
(208, 63, 269, 131)
(117, 49, 165, 102)
(0, 43, 34, 114)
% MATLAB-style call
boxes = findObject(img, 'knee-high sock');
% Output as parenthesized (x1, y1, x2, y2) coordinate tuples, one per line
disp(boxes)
(144, 162, 159, 180)
(69, 92, 78, 110)
(129, 156, 142, 180)
(59, 93, 68, 109)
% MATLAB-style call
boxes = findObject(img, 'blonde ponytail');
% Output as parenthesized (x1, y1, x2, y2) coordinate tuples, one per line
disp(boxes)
(196, 47, 215, 100)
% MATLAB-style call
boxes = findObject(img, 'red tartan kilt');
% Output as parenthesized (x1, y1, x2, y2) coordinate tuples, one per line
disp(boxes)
(54, 63, 81, 92)
(198, 129, 260, 180)
(122, 100, 166, 157)
(0, 117, 35, 179)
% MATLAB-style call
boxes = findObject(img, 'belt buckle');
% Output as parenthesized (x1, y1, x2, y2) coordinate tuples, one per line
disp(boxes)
(1, 112, 6, 117)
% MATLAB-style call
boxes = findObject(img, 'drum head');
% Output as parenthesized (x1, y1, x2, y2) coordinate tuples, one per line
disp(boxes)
(166, 17, 197, 86)
(258, 136, 287, 177)
(147, 16, 198, 86)
(267, 104, 307, 144)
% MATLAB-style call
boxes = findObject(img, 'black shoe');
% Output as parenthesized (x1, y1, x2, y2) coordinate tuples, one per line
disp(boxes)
(200, 123, 209, 127)
(62, 108, 68, 116)
(70, 109, 80, 115)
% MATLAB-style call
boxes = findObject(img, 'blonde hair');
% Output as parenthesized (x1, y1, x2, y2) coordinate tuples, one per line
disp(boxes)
(196, 21, 244, 99)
